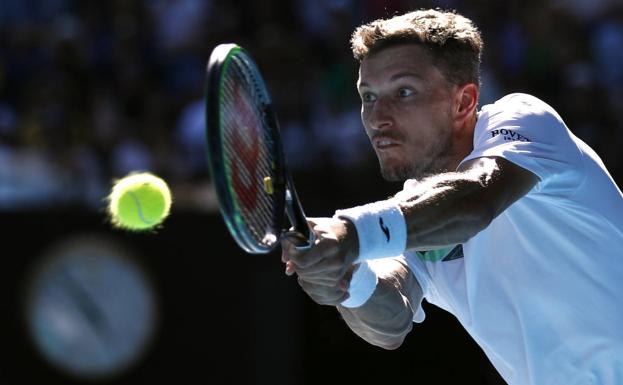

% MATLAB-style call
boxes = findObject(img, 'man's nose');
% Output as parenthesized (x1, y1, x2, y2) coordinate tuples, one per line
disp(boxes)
(368, 97, 393, 131)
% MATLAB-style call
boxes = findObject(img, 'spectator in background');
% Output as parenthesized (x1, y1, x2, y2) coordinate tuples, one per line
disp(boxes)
(0, 0, 621, 210)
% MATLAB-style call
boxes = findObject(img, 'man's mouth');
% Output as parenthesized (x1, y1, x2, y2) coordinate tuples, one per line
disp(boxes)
(373, 136, 400, 150)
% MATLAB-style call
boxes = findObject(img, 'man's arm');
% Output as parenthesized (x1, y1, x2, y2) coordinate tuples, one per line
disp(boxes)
(337, 257, 422, 350)
(284, 156, 538, 348)
(399, 157, 538, 250)
(333, 157, 537, 348)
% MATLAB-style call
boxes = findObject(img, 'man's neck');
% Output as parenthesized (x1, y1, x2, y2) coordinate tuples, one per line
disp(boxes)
(449, 111, 478, 171)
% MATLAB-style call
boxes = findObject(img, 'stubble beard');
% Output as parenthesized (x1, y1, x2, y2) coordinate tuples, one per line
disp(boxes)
(379, 131, 454, 182)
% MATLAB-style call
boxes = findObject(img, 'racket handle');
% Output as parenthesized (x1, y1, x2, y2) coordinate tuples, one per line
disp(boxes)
(285, 188, 316, 249)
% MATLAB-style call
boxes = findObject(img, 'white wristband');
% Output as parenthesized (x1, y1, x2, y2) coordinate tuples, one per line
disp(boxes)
(335, 200, 407, 263)
(340, 261, 378, 308)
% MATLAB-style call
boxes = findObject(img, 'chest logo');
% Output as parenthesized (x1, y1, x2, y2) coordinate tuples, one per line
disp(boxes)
(417, 245, 464, 262)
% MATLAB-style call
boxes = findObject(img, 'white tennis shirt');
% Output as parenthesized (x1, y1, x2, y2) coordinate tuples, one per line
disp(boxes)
(402, 93, 623, 385)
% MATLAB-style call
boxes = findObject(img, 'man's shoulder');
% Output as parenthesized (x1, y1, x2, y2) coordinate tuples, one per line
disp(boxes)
(477, 93, 565, 132)
(481, 93, 555, 115)
(494, 92, 544, 104)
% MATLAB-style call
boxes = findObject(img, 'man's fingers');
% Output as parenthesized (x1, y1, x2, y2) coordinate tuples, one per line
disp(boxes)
(287, 235, 340, 269)
(281, 230, 311, 264)
(287, 264, 350, 289)
(289, 256, 349, 278)
(297, 277, 349, 305)
(285, 261, 295, 276)
(296, 273, 348, 287)
(306, 218, 320, 229)
(283, 216, 358, 306)
(282, 230, 309, 248)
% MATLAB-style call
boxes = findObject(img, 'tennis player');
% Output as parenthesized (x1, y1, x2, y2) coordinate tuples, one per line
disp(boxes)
(282, 9, 623, 384)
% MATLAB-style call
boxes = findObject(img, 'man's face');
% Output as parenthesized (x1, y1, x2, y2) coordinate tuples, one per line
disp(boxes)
(358, 44, 457, 181)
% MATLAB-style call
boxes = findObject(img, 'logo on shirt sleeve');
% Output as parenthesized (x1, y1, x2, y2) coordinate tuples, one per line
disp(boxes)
(491, 129, 531, 142)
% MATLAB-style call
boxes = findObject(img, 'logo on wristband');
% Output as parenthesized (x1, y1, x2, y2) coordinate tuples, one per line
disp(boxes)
(379, 217, 390, 242)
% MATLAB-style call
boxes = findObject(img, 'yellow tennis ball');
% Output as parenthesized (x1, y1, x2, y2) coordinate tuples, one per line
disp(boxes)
(107, 172, 172, 231)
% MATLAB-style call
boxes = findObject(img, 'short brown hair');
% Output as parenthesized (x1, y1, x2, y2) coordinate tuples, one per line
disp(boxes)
(351, 9, 483, 86)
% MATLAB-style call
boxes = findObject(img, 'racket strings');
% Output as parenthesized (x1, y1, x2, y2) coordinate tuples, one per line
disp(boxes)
(219, 55, 280, 246)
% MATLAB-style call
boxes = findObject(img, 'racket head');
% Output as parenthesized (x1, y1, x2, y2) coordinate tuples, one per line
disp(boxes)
(205, 43, 287, 254)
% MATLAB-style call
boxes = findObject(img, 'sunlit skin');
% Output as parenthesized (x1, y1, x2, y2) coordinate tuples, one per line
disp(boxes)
(284, 44, 481, 276)
(357, 44, 477, 181)
(283, 38, 539, 352)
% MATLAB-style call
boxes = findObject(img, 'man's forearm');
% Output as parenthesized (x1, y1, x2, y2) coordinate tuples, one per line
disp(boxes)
(337, 258, 422, 349)
(398, 158, 502, 250)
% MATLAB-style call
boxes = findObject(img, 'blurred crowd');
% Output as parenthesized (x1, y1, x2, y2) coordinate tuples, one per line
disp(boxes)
(0, 0, 622, 211)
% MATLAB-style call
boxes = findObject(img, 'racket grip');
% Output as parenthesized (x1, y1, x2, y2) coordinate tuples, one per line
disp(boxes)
(285, 188, 315, 249)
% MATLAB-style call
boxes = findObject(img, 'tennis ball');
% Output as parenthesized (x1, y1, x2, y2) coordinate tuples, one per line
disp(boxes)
(107, 172, 172, 231)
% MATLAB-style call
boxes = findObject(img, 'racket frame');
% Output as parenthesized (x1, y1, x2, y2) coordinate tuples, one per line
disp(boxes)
(205, 43, 314, 253)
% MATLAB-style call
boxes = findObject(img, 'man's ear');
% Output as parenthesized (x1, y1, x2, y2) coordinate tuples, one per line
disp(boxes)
(453, 83, 479, 126)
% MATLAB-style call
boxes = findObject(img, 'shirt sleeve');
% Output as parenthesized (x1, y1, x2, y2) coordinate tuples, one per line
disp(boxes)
(459, 93, 586, 195)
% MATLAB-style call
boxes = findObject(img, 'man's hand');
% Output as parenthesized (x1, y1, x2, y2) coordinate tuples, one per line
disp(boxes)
(281, 217, 359, 306)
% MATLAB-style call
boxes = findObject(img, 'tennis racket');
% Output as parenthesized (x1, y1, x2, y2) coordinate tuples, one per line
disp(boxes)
(204, 43, 315, 254)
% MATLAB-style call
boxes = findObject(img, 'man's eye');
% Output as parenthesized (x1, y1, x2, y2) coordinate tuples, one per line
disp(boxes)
(361, 92, 376, 102)
(398, 88, 414, 97)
